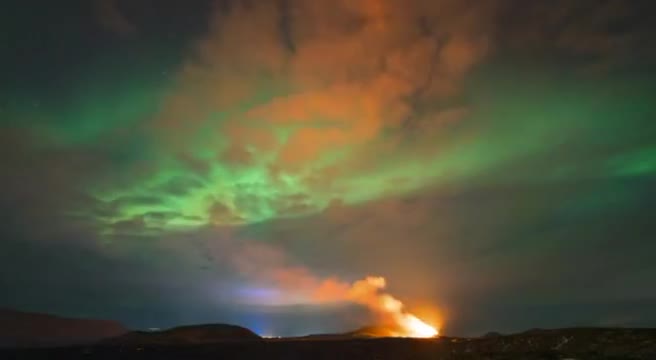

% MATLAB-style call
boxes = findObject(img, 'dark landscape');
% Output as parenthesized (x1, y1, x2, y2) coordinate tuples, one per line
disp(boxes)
(4, 328, 656, 360)
(1, 309, 655, 359)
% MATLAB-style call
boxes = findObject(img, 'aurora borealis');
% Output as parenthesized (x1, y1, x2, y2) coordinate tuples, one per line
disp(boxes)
(2, 0, 656, 336)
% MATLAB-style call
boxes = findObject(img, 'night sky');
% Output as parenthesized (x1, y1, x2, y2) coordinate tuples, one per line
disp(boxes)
(1, 0, 656, 337)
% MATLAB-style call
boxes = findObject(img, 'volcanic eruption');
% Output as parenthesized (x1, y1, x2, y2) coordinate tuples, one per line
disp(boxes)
(229, 242, 439, 338)
(314, 276, 439, 338)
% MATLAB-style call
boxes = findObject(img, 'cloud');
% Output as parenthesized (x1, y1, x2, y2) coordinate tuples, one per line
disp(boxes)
(88, 0, 500, 230)
(11, 0, 654, 234)
(71, 0, 654, 234)
(96, 0, 137, 36)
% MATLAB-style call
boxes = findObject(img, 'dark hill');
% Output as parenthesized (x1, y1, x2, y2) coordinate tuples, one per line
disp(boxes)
(0, 309, 127, 348)
(299, 324, 403, 340)
(102, 324, 261, 345)
(5, 327, 656, 359)
(346, 325, 401, 337)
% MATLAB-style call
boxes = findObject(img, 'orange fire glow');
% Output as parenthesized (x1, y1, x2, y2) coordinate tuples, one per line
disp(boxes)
(396, 313, 439, 338)
(315, 276, 439, 338)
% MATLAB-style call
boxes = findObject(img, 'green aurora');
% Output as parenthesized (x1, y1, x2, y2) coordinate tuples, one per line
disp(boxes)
(7, 65, 654, 237)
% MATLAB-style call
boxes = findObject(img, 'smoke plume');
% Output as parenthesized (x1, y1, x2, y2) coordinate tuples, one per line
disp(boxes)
(208, 235, 438, 337)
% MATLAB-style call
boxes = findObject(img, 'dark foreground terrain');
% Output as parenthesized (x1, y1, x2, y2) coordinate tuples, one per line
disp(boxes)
(2, 328, 656, 360)
(0, 309, 127, 347)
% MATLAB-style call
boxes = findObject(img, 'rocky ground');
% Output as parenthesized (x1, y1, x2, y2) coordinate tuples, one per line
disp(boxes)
(2, 328, 655, 359)
(0, 309, 127, 348)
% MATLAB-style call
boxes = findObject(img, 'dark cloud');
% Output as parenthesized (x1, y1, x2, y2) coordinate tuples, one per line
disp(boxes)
(95, 0, 137, 36)
(273, 193, 314, 216)
(208, 201, 245, 225)
(497, 0, 656, 70)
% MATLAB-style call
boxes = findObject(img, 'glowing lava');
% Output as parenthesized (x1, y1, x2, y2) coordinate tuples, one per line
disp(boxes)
(397, 313, 439, 338)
